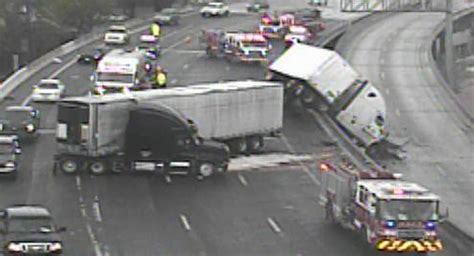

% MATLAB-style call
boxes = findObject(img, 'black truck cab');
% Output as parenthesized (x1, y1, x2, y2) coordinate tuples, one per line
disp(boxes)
(126, 102, 229, 177)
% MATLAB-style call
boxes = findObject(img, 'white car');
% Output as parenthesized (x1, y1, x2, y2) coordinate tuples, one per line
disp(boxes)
(32, 79, 65, 102)
(104, 25, 129, 45)
(200, 2, 229, 17)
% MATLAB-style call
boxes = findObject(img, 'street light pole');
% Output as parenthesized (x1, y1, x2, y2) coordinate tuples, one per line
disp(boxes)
(445, 0, 456, 90)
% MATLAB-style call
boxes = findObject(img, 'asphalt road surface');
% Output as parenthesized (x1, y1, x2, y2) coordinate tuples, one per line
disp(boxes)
(0, 9, 469, 256)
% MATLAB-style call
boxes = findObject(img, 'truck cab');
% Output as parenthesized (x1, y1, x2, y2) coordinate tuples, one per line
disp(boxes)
(126, 102, 229, 177)
(0, 205, 65, 255)
(0, 106, 40, 141)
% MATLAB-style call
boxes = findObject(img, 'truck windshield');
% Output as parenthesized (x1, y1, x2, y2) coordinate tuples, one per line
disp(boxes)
(5, 110, 31, 124)
(379, 200, 438, 221)
(0, 144, 14, 154)
(241, 42, 267, 48)
(8, 218, 55, 233)
(97, 72, 134, 84)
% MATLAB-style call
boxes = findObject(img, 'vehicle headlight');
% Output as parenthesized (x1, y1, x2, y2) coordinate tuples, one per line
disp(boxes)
(7, 242, 23, 252)
(25, 123, 35, 132)
(49, 242, 63, 252)
(5, 161, 16, 168)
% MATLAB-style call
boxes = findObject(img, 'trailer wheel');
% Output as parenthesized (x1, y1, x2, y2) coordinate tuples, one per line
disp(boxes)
(89, 161, 107, 175)
(301, 88, 315, 107)
(247, 136, 264, 153)
(198, 162, 214, 177)
(60, 158, 79, 175)
(229, 138, 248, 155)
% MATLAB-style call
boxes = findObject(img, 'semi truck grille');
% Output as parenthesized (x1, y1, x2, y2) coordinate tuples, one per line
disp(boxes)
(398, 230, 425, 239)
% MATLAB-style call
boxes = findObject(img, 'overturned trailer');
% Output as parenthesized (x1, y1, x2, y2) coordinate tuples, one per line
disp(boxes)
(267, 44, 387, 147)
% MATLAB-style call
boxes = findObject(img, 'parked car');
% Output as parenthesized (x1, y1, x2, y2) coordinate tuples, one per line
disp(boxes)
(200, 2, 229, 17)
(308, 0, 327, 6)
(104, 25, 129, 45)
(77, 47, 108, 65)
(0, 135, 21, 178)
(0, 106, 40, 140)
(31, 79, 65, 102)
(0, 205, 66, 254)
(246, 0, 270, 12)
(154, 8, 180, 25)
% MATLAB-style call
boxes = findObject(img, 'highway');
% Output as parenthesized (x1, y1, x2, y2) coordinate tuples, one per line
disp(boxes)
(0, 3, 470, 256)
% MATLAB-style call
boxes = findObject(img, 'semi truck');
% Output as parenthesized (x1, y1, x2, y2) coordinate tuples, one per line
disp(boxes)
(318, 156, 446, 254)
(267, 44, 387, 148)
(54, 80, 283, 176)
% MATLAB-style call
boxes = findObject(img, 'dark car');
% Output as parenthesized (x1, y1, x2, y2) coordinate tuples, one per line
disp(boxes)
(77, 47, 108, 65)
(154, 8, 180, 26)
(0, 205, 66, 255)
(0, 135, 21, 178)
(0, 106, 40, 141)
(246, 0, 270, 12)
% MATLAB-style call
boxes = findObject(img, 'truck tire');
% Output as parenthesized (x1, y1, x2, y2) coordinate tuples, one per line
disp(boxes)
(198, 162, 214, 177)
(300, 88, 316, 107)
(247, 136, 264, 153)
(89, 160, 107, 175)
(229, 138, 248, 155)
(60, 158, 79, 175)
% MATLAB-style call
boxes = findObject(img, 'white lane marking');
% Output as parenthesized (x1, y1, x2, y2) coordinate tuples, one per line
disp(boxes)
(237, 174, 248, 186)
(161, 36, 194, 55)
(76, 176, 82, 191)
(280, 135, 321, 185)
(380, 72, 385, 80)
(225, 66, 231, 71)
(385, 88, 390, 95)
(21, 96, 32, 107)
(171, 79, 178, 85)
(93, 196, 103, 223)
(183, 64, 189, 70)
(86, 224, 103, 256)
(173, 50, 206, 54)
(435, 165, 447, 177)
(395, 109, 401, 117)
(267, 217, 282, 233)
(180, 214, 192, 231)
(165, 175, 172, 183)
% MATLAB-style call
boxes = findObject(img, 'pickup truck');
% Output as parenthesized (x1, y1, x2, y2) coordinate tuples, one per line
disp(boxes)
(200, 2, 230, 17)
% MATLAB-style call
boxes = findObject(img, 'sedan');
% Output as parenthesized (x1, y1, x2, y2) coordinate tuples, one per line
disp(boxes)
(31, 79, 65, 102)
(154, 8, 180, 26)
(77, 47, 107, 65)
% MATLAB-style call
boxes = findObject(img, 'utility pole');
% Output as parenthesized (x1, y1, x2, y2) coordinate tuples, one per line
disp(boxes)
(444, 0, 456, 90)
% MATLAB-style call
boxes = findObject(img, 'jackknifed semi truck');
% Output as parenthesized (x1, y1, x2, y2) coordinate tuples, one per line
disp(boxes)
(54, 80, 283, 176)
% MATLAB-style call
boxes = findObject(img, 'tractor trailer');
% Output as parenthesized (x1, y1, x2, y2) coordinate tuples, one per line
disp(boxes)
(54, 80, 283, 176)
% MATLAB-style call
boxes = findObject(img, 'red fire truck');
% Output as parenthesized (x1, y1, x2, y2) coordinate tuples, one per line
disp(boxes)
(319, 157, 447, 253)
(258, 13, 295, 39)
(201, 29, 270, 63)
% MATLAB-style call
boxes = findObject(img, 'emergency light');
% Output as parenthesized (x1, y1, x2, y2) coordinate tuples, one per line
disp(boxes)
(425, 221, 436, 230)
(385, 220, 397, 229)
(319, 163, 330, 172)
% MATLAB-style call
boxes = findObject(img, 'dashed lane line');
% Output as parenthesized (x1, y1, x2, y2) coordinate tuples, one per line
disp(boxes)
(165, 175, 172, 183)
(237, 173, 248, 186)
(267, 217, 282, 234)
(180, 214, 192, 231)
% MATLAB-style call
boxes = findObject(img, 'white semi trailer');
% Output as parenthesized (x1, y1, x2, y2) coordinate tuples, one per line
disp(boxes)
(54, 80, 283, 176)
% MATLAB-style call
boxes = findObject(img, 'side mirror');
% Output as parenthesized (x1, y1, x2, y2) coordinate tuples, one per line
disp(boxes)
(14, 148, 21, 155)
(439, 207, 449, 223)
(57, 226, 67, 233)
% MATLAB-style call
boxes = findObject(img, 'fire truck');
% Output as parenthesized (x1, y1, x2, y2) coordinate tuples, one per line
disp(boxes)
(258, 13, 295, 39)
(201, 29, 270, 63)
(319, 157, 447, 254)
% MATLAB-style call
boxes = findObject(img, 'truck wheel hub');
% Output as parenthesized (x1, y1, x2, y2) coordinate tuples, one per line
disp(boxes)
(199, 163, 214, 177)
(62, 160, 78, 173)
(90, 162, 105, 174)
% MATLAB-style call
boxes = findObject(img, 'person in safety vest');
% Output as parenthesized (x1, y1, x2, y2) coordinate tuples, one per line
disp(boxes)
(155, 66, 167, 88)
(150, 22, 161, 38)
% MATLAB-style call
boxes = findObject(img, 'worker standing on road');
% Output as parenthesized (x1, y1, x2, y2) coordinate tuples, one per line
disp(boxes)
(150, 22, 161, 38)
(155, 66, 167, 88)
